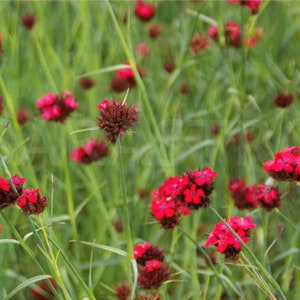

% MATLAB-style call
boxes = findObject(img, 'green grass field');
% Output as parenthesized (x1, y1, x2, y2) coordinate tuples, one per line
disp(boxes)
(1, 1, 300, 299)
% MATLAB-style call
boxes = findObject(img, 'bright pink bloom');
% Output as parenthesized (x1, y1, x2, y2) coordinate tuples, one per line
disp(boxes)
(207, 25, 218, 42)
(17, 188, 47, 215)
(224, 22, 242, 48)
(134, 242, 152, 259)
(117, 63, 135, 80)
(135, 0, 155, 21)
(134, 242, 164, 266)
(70, 139, 108, 164)
(0, 34, 3, 54)
(143, 259, 162, 272)
(205, 216, 256, 260)
(36, 91, 78, 123)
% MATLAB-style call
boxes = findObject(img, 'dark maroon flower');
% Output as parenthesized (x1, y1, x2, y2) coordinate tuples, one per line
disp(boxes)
(17, 188, 47, 215)
(211, 124, 220, 136)
(21, 14, 36, 30)
(224, 22, 242, 48)
(97, 99, 139, 143)
(135, 0, 155, 22)
(113, 219, 123, 233)
(263, 146, 300, 183)
(134, 242, 164, 266)
(36, 91, 78, 123)
(31, 278, 57, 300)
(164, 60, 175, 73)
(79, 76, 96, 90)
(0, 34, 3, 54)
(114, 283, 131, 300)
(190, 34, 209, 53)
(274, 93, 294, 108)
(16, 108, 31, 124)
(205, 216, 256, 260)
(70, 139, 108, 164)
(0, 174, 25, 209)
(180, 84, 189, 95)
(148, 24, 162, 39)
(138, 263, 170, 290)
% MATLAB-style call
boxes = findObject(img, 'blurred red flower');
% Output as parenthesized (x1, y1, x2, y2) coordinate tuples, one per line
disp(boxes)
(31, 278, 57, 300)
(135, 0, 155, 21)
(21, 14, 36, 30)
(17, 188, 47, 215)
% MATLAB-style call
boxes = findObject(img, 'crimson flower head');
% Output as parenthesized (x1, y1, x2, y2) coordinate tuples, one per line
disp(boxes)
(16, 108, 31, 124)
(0, 96, 4, 115)
(134, 242, 164, 266)
(70, 139, 108, 164)
(224, 22, 242, 48)
(97, 99, 139, 143)
(21, 14, 36, 30)
(135, 0, 155, 22)
(227, 0, 261, 14)
(17, 188, 47, 215)
(31, 278, 57, 300)
(263, 146, 300, 183)
(274, 93, 294, 108)
(0, 174, 25, 209)
(0, 33, 3, 54)
(79, 76, 96, 90)
(205, 216, 256, 260)
(207, 25, 218, 42)
(36, 91, 78, 123)
(0, 225, 2, 232)
(148, 24, 162, 39)
(190, 34, 209, 53)
(114, 283, 131, 300)
(136, 42, 151, 57)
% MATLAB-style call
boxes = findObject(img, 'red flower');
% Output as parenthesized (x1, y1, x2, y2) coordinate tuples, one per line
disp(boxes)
(205, 216, 256, 260)
(79, 76, 96, 90)
(70, 139, 108, 164)
(0, 96, 4, 115)
(97, 99, 139, 143)
(263, 146, 300, 183)
(274, 93, 294, 108)
(0, 225, 2, 232)
(164, 60, 175, 73)
(114, 283, 131, 300)
(255, 184, 281, 211)
(135, 0, 155, 22)
(0, 33, 3, 54)
(183, 184, 204, 205)
(16, 108, 31, 124)
(143, 259, 162, 272)
(207, 25, 218, 42)
(224, 22, 242, 48)
(36, 91, 78, 123)
(136, 42, 151, 57)
(190, 34, 209, 53)
(148, 24, 162, 39)
(0, 174, 25, 209)
(134, 242, 164, 266)
(17, 188, 47, 215)
(31, 278, 57, 300)
(227, 0, 261, 14)
(21, 14, 36, 30)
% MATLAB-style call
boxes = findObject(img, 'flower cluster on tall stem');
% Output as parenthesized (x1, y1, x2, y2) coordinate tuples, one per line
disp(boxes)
(263, 146, 300, 183)
(205, 216, 256, 260)
(97, 99, 139, 143)
(134, 242, 170, 290)
(229, 178, 281, 211)
(36, 91, 78, 123)
(150, 168, 217, 229)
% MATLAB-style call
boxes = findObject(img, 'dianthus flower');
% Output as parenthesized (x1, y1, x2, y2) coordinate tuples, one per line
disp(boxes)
(134, 0, 155, 22)
(31, 278, 57, 300)
(205, 216, 256, 260)
(17, 188, 47, 215)
(0, 96, 4, 115)
(190, 34, 209, 53)
(136, 42, 151, 57)
(36, 91, 78, 123)
(97, 99, 139, 143)
(0, 33, 3, 54)
(273, 93, 294, 108)
(21, 14, 36, 30)
(229, 179, 280, 210)
(148, 24, 162, 39)
(16, 108, 31, 124)
(263, 147, 300, 183)
(134, 242, 164, 266)
(207, 25, 218, 42)
(70, 139, 108, 164)
(224, 22, 242, 48)
(114, 283, 131, 300)
(79, 76, 96, 90)
(227, 0, 261, 14)
(0, 174, 25, 209)
(150, 168, 216, 229)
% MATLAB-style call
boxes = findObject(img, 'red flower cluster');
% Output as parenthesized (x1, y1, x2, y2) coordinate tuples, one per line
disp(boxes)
(111, 63, 141, 93)
(224, 22, 242, 48)
(190, 34, 210, 53)
(0, 33, 3, 54)
(0, 174, 47, 215)
(227, 0, 261, 15)
(70, 139, 108, 164)
(17, 188, 47, 215)
(21, 14, 36, 30)
(36, 91, 78, 123)
(263, 146, 300, 183)
(134, 242, 170, 290)
(148, 24, 162, 39)
(205, 216, 256, 260)
(150, 168, 217, 229)
(229, 179, 281, 211)
(97, 99, 139, 143)
(134, 0, 155, 22)
(79, 76, 96, 90)
(273, 93, 294, 108)
(31, 278, 57, 300)
(0, 174, 25, 209)
(114, 283, 160, 300)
